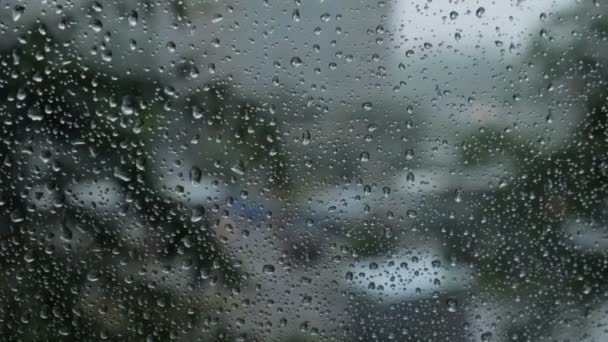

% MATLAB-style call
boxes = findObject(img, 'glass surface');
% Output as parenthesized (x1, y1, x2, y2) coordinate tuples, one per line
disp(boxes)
(0, 0, 607, 341)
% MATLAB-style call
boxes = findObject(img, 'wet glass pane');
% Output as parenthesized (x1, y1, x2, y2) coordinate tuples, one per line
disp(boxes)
(0, 0, 607, 341)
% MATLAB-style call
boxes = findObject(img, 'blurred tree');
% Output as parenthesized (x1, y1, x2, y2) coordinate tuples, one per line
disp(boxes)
(450, 2, 608, 339)
(0, 18, 285, 340)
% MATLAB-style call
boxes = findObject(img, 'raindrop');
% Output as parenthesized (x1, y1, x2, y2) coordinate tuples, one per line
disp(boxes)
(262, 264, 275, 274)
(10, 209, 25, 223)
(406, 171, 415, 182)
(302, 130, 311, 145)
(167, 41, 176, 53)
(90, 19, 103, 32)
(12, 5, 25, 22)
(190, 166, 202, 185)
(128, 10, 139, 27)
(291, 57, 303, 67)
(446, 298, 458, 312)
(360, 152, 370, 162)
(454, 189, 463, 203)
(231, 160, 246, 175)
(121, 96, 135, 115)
(192, 105, 204, 119)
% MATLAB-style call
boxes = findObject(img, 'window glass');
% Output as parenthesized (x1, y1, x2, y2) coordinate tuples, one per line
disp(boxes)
(0, 0, 607, 341)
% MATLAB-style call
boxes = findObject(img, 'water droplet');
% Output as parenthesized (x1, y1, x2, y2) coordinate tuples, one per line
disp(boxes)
(91, 2, 103, 12)
(121, 96, 135, 115)
(262, 264, 275, 274)
(167, 41, 176, 53)
(362, 102, 373, 111)
(60, 224, 73, 241)
(406, 171, 415, 182)
(231, 160, 246, 175)
(10, 209, 24, 223)
(190, 166, 202, 185)
(475, 7, 485, 18)
(24, 250, 35, 263)
(128, 10, 139, 27)
(291, 57, 303, 67)
(302, 130, 311, 145)
(449, 11, 459, 20)
(12, 5, 25, 22)
(27, 106, 43, 121)
(446, 297, 458, 312)
(360, 152, 370, 162)
(383, 186, 391, 197)
(90, 19, 103, 33)
(454, 189, 463, 203)
(192, 105, 204, 119)
(113, 167, 132, 182)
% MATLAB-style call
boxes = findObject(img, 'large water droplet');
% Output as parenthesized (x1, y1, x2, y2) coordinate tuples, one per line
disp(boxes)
(262, 264, 275, 274)
(291, 57, 303, 67)
(12, 5, 25, 22)
(446, 297, 458, 312)
(190, 166, 202, 185)
(128, 10, 139, 27)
